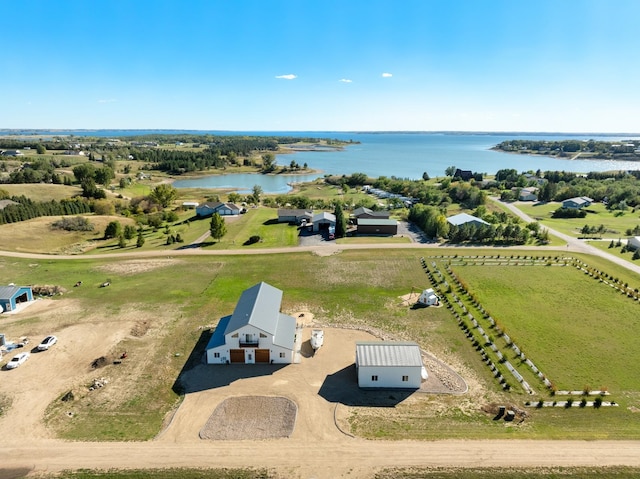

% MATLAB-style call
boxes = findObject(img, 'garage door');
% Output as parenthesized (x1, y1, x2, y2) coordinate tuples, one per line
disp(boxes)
(230, 349, 244, 363)
(255, 349, 270, 363)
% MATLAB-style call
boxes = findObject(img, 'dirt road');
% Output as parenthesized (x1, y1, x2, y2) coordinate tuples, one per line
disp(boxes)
(3, 438, 640, 478)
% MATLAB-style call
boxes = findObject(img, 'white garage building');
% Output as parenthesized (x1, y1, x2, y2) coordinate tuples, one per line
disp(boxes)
(355, 341, 426, 389)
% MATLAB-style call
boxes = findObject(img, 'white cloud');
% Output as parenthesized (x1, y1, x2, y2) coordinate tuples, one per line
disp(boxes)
(339, 78, 353, 83)
(98, 99, 117, 103)
(275, 74, 297, 80)
(381, 72, 393, 78)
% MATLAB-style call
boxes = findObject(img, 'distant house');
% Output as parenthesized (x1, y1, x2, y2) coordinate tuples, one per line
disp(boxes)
(356, 218, 398, 235)
(196, 202, 240, 217)
(182, 201, 199, 209)
(454, 169, 473, 181)
(352, 207, 390, 222)
(446, 213, 490, 228)
(312, 212, 336, 232)
(628, 236, 640, 251)
(205, 282, 297, 365)
(519, 187, 539, 202)
(0, 285, 33, 313)
(0, 150, 23, 157)
(562, 196, 594, 209)
(355, 341, 426, 389)
(277, 209, 313, 225)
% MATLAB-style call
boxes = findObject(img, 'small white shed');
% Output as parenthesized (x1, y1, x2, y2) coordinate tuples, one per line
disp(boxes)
(418, 288, 439, 306)
(355, 341, 426, 389)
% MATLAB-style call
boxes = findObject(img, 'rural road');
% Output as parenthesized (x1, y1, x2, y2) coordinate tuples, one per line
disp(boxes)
(2, 204, 640, 478)
(496, 198, 640, 276)
(3, 438, 640, 478)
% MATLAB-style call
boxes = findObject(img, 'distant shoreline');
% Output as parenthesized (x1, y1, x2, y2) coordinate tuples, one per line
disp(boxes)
(1, 129, 639, 138)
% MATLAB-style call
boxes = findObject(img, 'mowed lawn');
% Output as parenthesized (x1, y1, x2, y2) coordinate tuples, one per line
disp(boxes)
(516, 201, 640, 238)
(451, 262, 640, 392)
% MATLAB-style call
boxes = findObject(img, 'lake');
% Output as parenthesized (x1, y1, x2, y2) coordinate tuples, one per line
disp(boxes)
(172, 132, 640, 193)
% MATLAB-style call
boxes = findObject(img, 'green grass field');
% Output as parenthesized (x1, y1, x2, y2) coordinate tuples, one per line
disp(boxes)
(451, 261, 640, 392)
(516, 201, 640, 238)
(3, 248, 640, 441)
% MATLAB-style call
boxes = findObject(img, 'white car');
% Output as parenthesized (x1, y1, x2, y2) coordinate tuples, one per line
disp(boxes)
(6, 351, 30, 369)
(37, 335, 58, 351)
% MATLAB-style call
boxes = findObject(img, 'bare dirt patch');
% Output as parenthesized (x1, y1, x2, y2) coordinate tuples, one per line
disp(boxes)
(200, 396, 297, 440)
(95, 258, 184, 276)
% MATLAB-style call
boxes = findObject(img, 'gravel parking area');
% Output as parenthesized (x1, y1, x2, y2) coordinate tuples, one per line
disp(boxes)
(200, 396, 297, 440)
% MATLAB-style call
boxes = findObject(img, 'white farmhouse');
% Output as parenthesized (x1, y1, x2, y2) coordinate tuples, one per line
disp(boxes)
(355, 341, 426, 389)
(206, 282, 297, 365)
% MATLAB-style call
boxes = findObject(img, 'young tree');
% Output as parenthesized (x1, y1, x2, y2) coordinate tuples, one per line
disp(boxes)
(250, 185, 263, 205)
(104, 220, 122, 239)
(149, 184, 177, 208)
(209, 213, 227, 242)
(136, 231, 145, 248)
(36, 144, 46, 154)
(261, 153, 276, 173)
(123, 224, 137, 240)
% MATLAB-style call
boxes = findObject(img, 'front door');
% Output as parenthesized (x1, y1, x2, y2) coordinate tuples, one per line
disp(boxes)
(245, 349, 255, 364)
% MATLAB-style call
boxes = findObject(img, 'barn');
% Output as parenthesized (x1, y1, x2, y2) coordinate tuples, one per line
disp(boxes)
(356, 218, 398, 235)
(0, 285, 33, 313)
(206, 282, 297, 365)
(355, 341, 426, 389)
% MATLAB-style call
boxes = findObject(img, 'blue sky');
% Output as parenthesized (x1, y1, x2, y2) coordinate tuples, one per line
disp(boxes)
(1, 0, 639, 132)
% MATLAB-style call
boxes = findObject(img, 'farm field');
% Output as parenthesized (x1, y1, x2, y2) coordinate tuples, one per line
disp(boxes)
(1, 248, 640, 444)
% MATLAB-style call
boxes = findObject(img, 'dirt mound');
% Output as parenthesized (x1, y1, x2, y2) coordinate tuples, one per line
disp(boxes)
(131, 320, 150, 337)
(31, 284, 67, 296)
(91, 356, 110, 369)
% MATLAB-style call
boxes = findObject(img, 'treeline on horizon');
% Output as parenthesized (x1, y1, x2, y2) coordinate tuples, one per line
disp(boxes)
(0, 134, 353, 177)
(0, 134, 351, 151)
(495, 139, 640, 156)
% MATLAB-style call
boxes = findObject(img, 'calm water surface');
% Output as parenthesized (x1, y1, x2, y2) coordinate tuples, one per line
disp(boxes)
(173, 132, 640, 193)
(10, 129, 637, 194)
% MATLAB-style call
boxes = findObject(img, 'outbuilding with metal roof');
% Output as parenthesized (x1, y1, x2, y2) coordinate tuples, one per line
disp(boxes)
(0, 285, 33, 313)
(355, 341, 426, 389)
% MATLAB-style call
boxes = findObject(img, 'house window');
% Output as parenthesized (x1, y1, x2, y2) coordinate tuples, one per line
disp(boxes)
(371, 375, 378, 381)
(214, 352, 220, 358)
(231, 333, 239, 338)
(260, 333, 268, 338)
(402, 375, 409, 382)
(248, 354, 252, 360)
(280, 352, 285, 358)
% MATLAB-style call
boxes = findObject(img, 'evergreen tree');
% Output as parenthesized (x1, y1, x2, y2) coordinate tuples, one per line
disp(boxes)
(136, 231, 145, 248)
(209, 213, 227, 242)
(334, 203, 347, 238)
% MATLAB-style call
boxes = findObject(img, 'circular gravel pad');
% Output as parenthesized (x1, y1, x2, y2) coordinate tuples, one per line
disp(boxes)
(200, 396, 298, 440)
